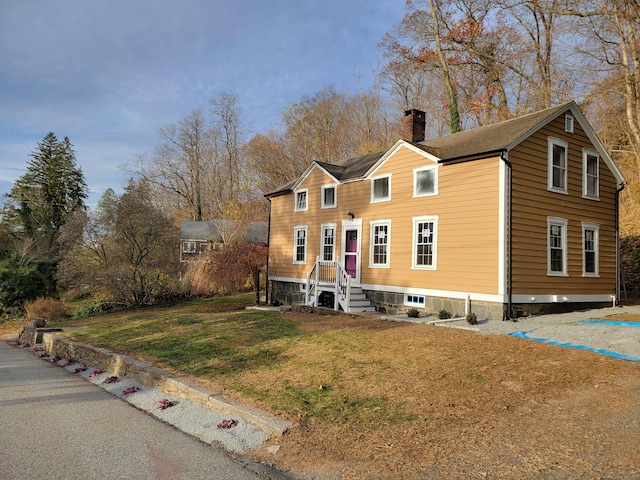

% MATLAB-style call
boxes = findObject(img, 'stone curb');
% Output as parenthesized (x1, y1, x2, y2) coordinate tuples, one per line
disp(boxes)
(40, 331, 294, 437)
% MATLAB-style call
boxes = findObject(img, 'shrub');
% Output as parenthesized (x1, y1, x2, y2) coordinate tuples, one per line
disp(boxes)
(23, 298, 68, 322)
(71, 300, 118, 319)
(466, 312, 478, 325)
(406, 307, 420, 318)
(438, 309, 452, 319)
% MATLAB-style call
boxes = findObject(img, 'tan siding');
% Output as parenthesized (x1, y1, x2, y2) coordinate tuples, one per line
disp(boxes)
(269, 146, 502, 295)
(510, 115, 618, 296)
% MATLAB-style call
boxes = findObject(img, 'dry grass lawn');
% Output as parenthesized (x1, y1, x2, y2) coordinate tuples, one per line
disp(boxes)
(18, 297, 640, 479)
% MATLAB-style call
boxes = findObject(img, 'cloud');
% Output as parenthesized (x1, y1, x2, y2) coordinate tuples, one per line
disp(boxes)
(0, 0, 406, 206)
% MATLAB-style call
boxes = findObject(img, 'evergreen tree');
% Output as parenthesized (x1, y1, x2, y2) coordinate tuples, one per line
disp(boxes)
(9, 132, 88, 251)
(1, 132, 88, 302)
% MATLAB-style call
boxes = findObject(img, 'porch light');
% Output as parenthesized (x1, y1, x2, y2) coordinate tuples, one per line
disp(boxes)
(347, 210, 355, 220)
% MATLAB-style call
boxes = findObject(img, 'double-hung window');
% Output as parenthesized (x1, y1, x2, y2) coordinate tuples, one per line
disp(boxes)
(371, 175, 391, 203)
(413, 165, 437, 197)
(582, 223, 599, 277)
(370, 220, 390, 267)
(293, 225, 307, 264)
(321, 224, 336, 262)
(548, 137, 568, 194)
(583, 149, 599, 199)
(321, 185, 336, 208)
(548, 217, 568, 276)
(294, 189, 308, 212)
(412, 216, 438, 270)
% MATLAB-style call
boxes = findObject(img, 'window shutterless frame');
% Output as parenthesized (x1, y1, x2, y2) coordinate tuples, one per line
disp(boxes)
(370, 174, 391, 203)
(547, 217, 568, 276)
(548, 137, 568, 195)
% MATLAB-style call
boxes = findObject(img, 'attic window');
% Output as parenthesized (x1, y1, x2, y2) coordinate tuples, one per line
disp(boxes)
(565, 114, 574, 133)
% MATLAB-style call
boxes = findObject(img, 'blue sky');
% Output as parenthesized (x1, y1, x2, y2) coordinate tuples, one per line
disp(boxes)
(0, 0, 405, 207)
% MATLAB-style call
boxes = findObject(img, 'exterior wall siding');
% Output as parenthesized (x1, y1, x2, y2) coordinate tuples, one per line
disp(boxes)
(268, 147, 502, 298)
(509, 115, 618, 298)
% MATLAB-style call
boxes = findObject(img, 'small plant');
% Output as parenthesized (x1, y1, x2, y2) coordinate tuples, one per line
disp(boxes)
(406, 307, 420, 318)
(438, 309, 452, 319)
(157, 398, 176, 410)
(216, 419, 237, 429)
(74, 364, 87, 373)
(466, 312, 478, 325)
(123, 386, 141, 396)
(89, 369, 104, 378)
(102, 376, 120, 384)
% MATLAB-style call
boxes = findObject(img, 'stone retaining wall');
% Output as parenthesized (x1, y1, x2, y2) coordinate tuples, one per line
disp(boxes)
(39, 332, 292, 436)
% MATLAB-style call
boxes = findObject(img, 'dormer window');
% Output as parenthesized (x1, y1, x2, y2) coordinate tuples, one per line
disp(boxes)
(295, 188, 308, 212)
(371, 175, 391, 203)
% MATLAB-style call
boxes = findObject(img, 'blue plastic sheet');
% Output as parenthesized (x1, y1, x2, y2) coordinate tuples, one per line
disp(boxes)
(577, 320, 640, 327)
(507, 331, 640, 362)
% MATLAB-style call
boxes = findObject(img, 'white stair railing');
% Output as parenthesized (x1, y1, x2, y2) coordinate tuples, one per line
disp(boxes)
(305, 257, 318, 306)
(335, 256, 351, 312)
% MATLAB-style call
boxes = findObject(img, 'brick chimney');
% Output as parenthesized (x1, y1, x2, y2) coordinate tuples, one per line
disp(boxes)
(402, 109, 426, 143)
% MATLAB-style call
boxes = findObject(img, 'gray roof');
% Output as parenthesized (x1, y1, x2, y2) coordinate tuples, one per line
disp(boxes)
(180, 220, 268, 245)
(266, 102, 574, 196)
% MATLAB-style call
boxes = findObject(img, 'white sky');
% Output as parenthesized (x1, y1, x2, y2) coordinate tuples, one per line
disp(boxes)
(0, 0, 405, 207)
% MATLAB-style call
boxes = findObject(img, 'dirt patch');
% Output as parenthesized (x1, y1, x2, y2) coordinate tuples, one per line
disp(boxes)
(243, 313, 640, 479)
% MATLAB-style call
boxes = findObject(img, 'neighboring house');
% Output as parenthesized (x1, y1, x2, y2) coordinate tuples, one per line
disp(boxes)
(180, 220, 268, 262)
(265, 102, 625, 320)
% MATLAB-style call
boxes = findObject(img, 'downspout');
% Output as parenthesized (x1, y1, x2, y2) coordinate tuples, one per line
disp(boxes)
(500, 152, 513, 321)
(615, 182, 625, 306)
(265, 196, 272, 305)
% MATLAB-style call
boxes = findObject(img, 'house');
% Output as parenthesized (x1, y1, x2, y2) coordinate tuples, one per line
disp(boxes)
(180, 220, 268, 263)
(265, 102, 625, 320)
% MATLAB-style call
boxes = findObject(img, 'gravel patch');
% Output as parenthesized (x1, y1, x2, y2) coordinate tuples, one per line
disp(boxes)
(384, 305, 640, 362)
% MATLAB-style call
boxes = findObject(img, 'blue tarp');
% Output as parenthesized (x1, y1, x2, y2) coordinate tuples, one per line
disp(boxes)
(577, 320, 640, 327)
(507, 331, 640, 362)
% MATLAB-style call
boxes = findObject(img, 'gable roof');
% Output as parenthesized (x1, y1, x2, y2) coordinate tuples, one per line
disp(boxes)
(265, 101, 624, 197)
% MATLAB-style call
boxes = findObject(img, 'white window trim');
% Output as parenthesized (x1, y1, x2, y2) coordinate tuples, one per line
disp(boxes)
(413, 165, 438, 198)
(404, 294, 426, 307)
(582, 148, 600, 200)
(293, 225, 308, 264)
(294, 188, 308, 212)
(548, 137, 569, 195)
(321, 184, 337, 209)
(412, 215, 438, 270)
(369, 219, 391, 268)
(320, 223, 337, 262)
(565, 114, 574, 133)
(582, 222, 600, 277)
(547, 217, 568, 277)
(370, 174, 391, 203)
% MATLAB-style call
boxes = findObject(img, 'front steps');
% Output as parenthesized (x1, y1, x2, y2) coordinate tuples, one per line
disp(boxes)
(347, 287, 376, 313)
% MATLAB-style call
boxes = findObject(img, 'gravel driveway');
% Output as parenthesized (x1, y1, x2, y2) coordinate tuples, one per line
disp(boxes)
(439, 305, 640, 362)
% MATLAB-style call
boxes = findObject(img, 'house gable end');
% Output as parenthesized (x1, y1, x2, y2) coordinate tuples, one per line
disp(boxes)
(365, 140, 441, 179)
(291, 162, 341, 191)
